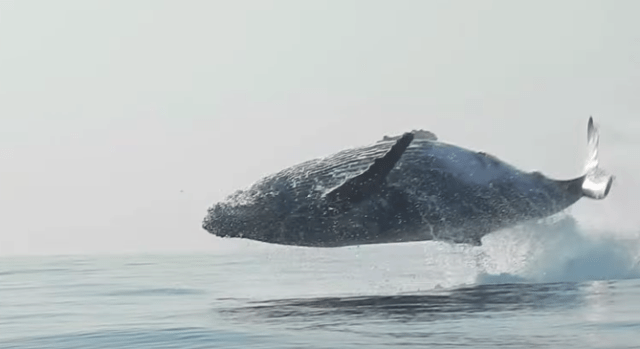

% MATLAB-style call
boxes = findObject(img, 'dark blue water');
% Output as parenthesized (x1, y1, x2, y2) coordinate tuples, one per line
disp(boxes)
(2, 217, 640, 348)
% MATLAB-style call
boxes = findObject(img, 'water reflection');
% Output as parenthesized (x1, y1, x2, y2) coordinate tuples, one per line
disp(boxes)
(223, 282, 583, 325)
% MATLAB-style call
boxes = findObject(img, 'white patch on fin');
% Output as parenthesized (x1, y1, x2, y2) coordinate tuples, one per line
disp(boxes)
(582, 117, 614, 199)
(585, 117, 599, 173)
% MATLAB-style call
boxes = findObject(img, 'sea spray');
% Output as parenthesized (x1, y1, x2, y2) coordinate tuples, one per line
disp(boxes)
(475, 215, 640, 284)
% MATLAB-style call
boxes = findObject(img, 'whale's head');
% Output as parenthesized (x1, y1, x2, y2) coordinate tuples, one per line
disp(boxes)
(203, 192, 265, 240)
(202, 196, 249, 240)
(202, 179, 302, 243)
(202, 189, 246, 239)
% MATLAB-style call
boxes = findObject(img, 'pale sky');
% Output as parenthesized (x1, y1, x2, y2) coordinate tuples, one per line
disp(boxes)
(1, 1, 639, 255)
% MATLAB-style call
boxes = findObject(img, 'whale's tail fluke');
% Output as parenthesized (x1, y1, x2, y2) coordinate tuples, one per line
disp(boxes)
(581, 117, 614, 199)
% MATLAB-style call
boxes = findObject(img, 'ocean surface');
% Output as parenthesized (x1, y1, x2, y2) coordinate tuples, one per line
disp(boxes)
(2, 216, 640, 349)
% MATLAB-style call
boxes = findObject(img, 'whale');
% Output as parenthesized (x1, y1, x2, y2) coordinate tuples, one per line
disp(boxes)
(203, 118, 613, 247)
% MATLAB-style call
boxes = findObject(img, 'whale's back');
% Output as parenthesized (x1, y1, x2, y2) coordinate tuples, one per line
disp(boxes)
(224, 134, 446, 208)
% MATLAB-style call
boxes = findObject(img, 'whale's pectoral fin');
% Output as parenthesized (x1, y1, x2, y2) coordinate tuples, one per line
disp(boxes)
(326, 132, 414, 207)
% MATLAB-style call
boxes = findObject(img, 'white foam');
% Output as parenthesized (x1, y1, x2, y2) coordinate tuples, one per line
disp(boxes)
(474, 215, 640, 284)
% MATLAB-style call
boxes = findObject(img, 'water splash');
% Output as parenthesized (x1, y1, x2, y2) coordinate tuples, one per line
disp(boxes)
(475, 214, 640, 284)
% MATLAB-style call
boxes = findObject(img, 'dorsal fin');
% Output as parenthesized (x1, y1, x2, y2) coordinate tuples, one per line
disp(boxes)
(381, 129, 436, 142)
(326, 132, 414, 206)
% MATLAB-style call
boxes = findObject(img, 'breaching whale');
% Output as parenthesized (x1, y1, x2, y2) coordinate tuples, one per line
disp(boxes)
(203, 118, 613, 247)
